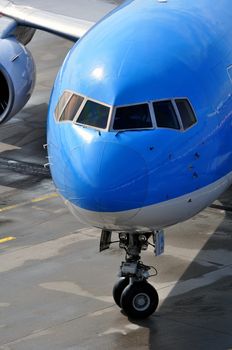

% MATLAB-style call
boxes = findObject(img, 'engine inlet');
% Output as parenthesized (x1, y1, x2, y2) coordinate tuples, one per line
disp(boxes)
(0, 69, 10, 122)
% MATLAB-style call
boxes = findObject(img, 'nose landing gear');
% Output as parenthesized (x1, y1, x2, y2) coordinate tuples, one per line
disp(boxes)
(100, 230, 164, 319)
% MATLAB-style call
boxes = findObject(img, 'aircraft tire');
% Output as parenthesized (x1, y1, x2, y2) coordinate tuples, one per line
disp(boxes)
(112, 277, 130, 307)
(120, 281, 159, 319)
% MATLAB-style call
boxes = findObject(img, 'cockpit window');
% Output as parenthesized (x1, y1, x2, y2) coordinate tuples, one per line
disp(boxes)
(113, 104, 152, 130)
(60, 94, 84, 121)
(153, 100, 180, 130)
(55, 91, 84, 122)
(55, 91, 72, 121)
(76, 100, 110, 129)
(175, 99, 196, 130)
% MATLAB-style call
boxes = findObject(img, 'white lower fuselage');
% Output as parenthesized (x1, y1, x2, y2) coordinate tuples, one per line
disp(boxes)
(64, 172, 232, 232)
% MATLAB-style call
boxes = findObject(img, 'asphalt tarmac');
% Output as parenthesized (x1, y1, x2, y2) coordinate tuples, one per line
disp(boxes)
(0, 2, 232, 349)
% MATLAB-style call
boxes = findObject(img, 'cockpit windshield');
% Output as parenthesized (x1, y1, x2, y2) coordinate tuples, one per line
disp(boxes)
(55, 90, 197, 132)
(55, 91, 110, 129)
(60, 94, 84, 121)
(113, 103, 152, 130)
(153, 100, 180, 130)
(55, 91, 84, 122)
(76, 100, 110, 129)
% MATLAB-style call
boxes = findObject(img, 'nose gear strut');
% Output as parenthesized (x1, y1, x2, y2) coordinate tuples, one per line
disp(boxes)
(100, 230, 164, 319)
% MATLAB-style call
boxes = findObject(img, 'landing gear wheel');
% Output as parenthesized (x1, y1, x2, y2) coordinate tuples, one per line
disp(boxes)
(113, 277, 130, 307)
(120, 281, 159, 319)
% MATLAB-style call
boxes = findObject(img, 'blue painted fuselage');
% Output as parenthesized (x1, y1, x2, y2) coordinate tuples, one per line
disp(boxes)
(47, 0, 232, 229)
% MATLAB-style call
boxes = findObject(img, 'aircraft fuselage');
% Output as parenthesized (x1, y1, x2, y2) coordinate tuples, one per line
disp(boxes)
(47, 0, 232, 231)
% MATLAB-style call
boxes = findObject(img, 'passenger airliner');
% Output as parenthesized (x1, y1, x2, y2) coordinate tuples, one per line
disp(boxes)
(0, 0, 231, 319)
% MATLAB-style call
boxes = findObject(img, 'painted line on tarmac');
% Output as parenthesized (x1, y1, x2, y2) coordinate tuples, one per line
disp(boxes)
(0, 237, 16, 244)
(31, 193, 58, 203)
(0, 193, 59, 213)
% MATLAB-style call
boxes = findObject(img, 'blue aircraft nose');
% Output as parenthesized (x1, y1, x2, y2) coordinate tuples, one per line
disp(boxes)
(64, 139, 148, 213)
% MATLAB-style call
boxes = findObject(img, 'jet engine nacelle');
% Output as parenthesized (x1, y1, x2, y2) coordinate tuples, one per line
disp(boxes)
(0, 37, 35, 124)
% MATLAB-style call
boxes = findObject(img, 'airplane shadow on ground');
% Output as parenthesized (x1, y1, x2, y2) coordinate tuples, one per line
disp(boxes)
(129, 189, 232, 350)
